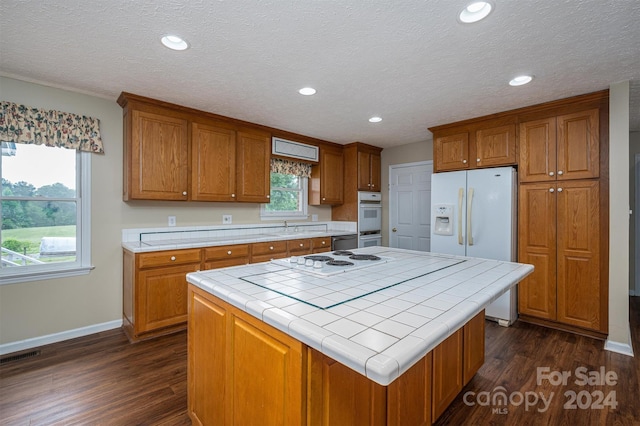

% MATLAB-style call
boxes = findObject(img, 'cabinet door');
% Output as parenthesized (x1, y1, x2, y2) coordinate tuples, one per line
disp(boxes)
(311, 237, 331, 253)
(130, 110, 189, 200)
(322, 149, 344, 204)
(357, 151, 373, 190)
(556, 109, 599, 180)
(370, 152, 381, 191)
(236, 130, 271, 202)
(137, 263, 200, 333)
(556, 180, 602, 331)
(475, 124, 516, 168)
(308, 350, 386, 426)
(230, 313, 304, 425)
(191, 123, 237, 201)
(463, 310, 485, 386)
(434, 133, 469, 172)
(431, 329, 463, 423)
(518, 117, 557, 183)
(188, 288, 228, 426)
(518, 183, 557, 320)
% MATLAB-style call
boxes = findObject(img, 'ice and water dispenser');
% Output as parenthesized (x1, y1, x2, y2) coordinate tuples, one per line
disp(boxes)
(433, 204, 454, 236)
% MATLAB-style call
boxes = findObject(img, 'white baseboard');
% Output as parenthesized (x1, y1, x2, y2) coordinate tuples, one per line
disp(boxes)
(604, 329, 635, 357)
(0, 319, 122, 356)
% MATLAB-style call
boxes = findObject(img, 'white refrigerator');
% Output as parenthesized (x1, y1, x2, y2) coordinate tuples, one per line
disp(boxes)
(430, 166, 517, 326)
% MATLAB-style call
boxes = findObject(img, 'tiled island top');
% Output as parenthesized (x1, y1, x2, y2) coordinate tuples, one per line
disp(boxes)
(186, 246, 533, 386)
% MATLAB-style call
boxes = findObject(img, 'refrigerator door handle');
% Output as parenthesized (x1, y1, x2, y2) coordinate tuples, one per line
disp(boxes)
(457, 188, 464, 245)
(467, 188, 474, 246)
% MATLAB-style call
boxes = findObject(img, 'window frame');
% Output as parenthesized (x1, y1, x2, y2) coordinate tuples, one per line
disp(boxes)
(1, 149, 92, 285)
(260, 174, 309, 220)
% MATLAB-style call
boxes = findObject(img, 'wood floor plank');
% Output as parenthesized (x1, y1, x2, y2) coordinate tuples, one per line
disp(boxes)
(1, 298, 638, 425)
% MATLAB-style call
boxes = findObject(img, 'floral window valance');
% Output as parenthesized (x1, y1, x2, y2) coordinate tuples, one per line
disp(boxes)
(0, 101, 104, 153)
(270, 158, 312, 178)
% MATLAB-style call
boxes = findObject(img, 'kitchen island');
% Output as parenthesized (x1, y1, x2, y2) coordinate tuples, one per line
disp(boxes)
(186, 247, 533, 425)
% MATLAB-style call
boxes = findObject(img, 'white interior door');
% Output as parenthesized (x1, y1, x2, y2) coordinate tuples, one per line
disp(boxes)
(389, 161, 433, 251)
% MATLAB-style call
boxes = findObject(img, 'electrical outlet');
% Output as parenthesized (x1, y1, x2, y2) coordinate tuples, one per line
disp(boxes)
(168, 216, 176, 227)
(312, 214, 318, 222)
(222, 214, 232, 224)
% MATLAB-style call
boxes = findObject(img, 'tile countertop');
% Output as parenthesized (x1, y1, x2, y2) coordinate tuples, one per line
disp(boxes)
(121, 222, 357, 253)
(186, 246, 534, 386)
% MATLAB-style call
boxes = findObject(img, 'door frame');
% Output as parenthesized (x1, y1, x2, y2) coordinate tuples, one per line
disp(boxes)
(388, 160, 433, 249)
(635, 153, 640, 295)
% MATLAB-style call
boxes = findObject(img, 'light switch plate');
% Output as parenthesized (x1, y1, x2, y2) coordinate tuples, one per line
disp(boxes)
(223, 214, 232, 224)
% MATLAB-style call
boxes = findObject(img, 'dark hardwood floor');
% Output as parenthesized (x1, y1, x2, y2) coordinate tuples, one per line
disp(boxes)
(1, 298, 638, 425)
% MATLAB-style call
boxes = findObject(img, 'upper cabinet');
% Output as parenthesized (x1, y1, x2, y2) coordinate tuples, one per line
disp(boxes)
(310, 146, 344, 205)
(357, 147, 381, 191)
(519, 109, 599, 183)
(235, 130, 271, 203)
(432, 123, 516, 173)
(125, 109, 190, 200)
(191, 122, 236, 201)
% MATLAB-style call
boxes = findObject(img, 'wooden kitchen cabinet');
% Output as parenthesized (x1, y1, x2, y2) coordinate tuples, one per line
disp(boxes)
(124, 109, 189, 200)
(357, 148, 381, 191)
(123, 248, 201, 341)
(191, 122, 237, 201)
(463, 310, 485, 386)
(434, 132, 470, 172)
(475, 124, 516, 167)
(519, 108, 599, 183)
(432, 329, 463, 423)
(286, 238, 312, 256)
(518, 180, 603, 332)
(311, 236, 331, 253)
(310, 146, 344, 205)
(188, 285, 305, 426)
(203, 244, 250, 270)
(250, 240, 288, 263)
(236, 130, 272, 203)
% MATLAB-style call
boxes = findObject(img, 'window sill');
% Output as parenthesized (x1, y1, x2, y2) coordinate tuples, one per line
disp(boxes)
(0, 265, 94, 285)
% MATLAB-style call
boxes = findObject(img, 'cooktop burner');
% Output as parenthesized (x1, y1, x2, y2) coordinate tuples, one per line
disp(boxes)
(332, 250, 354, 256)
(326, 260, 354, 266)
(304, 255, 334, 262)
(349, 254, 381, 261)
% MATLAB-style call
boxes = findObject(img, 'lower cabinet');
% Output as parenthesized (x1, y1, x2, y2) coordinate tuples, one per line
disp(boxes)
(188, 285, 486, 425)
(203, 244, 249, 270)
(311, 236, 331, 253)
(250, 240, 288, 263)
(188, 285, 305, 426)
(123, 249, 201, 341)
(287, 238, 312, 256)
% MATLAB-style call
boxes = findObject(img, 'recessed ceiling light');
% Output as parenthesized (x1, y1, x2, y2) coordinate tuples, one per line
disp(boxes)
(368, 116, 382, 123)
(298, 87, 316, 96)
(458, 1, 493, 23)
(509, 75, 533, 86)
(161, 35, 189, 51)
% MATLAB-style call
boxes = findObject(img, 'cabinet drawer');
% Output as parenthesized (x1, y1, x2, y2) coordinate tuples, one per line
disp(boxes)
(251, 241, 288, 256)
(287, 239, 311, 254)
(204, 244, 250, 261)
(138, 249, 202, 269)
(311, 237, 331, 253)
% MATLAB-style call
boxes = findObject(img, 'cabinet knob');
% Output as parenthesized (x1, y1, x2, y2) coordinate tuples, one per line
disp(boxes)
(269, 246, 274, 250)
(182, 191, 187, 196)
(231, 193, 235, 198)
(392, 228, 397, 232)
(557, 187, 563, 192)
(266, 195, 270, 199)
(368, 183, 371, 187)
(321, 241, 326, 245)
(549, 172, 554, 176)
(227, 250, 232, 255)
(462, 159, 467, 164)
(170, 256, 176, 261)
(371, 184, 375, 188)
(549, 188, 555, 193)
(477, 158, 481, 162)
(557, 170, 564, 175)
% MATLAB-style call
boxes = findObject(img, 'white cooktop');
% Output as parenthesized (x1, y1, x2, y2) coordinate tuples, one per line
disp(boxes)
(240, 250, 465, 309)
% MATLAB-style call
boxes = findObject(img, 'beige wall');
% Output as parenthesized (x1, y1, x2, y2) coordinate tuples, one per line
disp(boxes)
(380, 140, 434, 246)
(0, 76, 332, 345)
(630, 131, 640, 293)
(608, 81, 632, 352)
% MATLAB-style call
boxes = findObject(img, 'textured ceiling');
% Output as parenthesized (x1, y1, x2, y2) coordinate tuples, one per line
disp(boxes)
(1, 0, 639, 148)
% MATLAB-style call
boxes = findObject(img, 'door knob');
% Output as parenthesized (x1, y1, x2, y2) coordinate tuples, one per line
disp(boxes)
(392, 228, 397, 232)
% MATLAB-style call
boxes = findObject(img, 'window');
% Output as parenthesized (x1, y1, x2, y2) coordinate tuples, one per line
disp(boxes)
(261, 172, 308, 219)
(1, 143, 92, 284)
